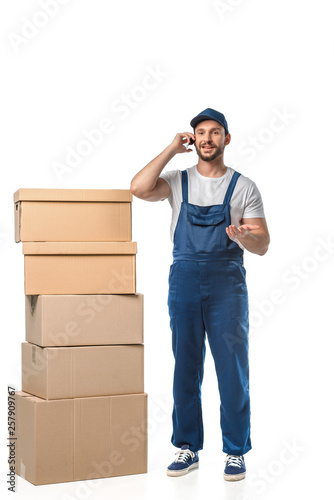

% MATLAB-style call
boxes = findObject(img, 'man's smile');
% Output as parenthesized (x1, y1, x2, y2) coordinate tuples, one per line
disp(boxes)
(201, 144, 215, 151)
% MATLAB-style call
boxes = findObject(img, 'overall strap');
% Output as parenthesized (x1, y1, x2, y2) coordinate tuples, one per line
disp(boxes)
(181, 169, 188, 203)
(223, 171, 241, 205)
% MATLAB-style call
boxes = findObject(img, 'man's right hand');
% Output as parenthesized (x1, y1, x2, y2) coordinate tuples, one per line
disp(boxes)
(170, 132, 196, 154)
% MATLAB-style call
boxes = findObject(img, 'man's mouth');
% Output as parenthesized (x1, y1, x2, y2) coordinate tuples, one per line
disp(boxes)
(202, 145, 215, 151)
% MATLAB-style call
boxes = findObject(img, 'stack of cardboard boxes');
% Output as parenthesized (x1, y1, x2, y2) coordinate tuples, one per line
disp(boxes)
(13, 188, 147, 486)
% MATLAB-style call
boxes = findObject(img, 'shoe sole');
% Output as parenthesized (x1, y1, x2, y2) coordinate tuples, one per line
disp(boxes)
(166, 462, 199, 477)
(224, 472, 246, 482)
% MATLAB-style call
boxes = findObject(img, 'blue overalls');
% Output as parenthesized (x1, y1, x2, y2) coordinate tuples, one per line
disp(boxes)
(168, 169, 251, 456)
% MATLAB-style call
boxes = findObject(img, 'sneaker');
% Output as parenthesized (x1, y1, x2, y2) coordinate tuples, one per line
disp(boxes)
(166, 444, 199, 477)
(224, 455, 246, 481)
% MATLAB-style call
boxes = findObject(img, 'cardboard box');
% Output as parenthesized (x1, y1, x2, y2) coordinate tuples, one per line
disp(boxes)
(14, 188, 132, 242)
(22, 242, 136, 295)
(25, 294, 143, 346)
(14, 391, 147, 485)
(21, 343, 144, 399)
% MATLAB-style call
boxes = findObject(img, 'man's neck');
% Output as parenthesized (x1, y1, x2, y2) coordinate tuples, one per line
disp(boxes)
(196, 158, 227, 178)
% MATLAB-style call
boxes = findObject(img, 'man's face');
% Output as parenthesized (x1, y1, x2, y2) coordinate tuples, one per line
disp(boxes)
(194, 120, 229, 162)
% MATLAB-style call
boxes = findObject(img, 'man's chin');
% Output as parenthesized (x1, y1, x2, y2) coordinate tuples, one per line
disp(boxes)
(198, 152, 221, 162)
(195, 145, 223, 162)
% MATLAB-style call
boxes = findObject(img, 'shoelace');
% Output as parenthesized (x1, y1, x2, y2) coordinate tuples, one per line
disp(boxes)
(174, 449, 195, 463)
(225, 455, 243, 468)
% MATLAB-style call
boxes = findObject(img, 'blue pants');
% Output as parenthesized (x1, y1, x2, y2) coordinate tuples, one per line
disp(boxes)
(168, 258, 251, 455)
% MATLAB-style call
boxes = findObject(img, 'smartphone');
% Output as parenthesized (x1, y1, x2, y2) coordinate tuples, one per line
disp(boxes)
(185, 137, 195, 149)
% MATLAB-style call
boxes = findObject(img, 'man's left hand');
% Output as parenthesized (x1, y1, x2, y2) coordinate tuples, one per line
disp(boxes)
(226, 224, 260, 242)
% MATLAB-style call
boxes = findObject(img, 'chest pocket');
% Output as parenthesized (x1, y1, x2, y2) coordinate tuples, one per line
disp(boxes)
(187, 203, 226, 226)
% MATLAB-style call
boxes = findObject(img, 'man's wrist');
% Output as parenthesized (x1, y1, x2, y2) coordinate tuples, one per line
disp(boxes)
(165, 142, 177, 156)
(165, 143, 178, 157)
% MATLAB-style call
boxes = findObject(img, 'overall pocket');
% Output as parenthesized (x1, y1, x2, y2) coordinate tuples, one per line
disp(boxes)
(186, 204, 226, 253)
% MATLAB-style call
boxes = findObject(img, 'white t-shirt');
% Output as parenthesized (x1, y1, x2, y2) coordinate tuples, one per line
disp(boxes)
(160, 165, 265, 249)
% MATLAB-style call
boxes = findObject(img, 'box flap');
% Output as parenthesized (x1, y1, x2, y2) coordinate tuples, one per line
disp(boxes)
(13, 188, 132, 203)
(22, 241, 137, 255)
(15, 390, 32, 398)
(15, 390, 44, 402)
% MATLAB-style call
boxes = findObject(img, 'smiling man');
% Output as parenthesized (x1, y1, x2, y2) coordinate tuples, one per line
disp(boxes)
(130, 108, 270, 481)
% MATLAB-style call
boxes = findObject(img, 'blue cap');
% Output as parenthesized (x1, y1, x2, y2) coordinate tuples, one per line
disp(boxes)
(190, 108, 229, 134)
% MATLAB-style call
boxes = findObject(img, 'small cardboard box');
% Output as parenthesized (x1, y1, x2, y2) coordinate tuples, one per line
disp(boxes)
(14, 391, 147, 485)
(21, 343, 144, 399)
(22, 242, 136, 295)
(25, 293, 143, 346)
(14, 188, 132, 242)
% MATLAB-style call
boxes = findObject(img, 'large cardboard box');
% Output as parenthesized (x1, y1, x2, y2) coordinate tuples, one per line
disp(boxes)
(22, 242, 136, 295)
(14, 188, 132, 242)
(21, 343, 144, 399)
(25, 294, 143, 346)
(14, 391, 147, 485)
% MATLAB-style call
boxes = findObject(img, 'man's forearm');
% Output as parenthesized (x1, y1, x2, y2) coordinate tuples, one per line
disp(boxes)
(130, 144, 176, 196)
(237, 232, 270, 256)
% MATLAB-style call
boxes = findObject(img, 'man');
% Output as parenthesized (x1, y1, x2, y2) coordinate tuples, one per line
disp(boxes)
(130, 108, 270, 481)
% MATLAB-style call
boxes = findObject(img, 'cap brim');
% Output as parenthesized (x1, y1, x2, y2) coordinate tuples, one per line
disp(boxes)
(190, 114, 215, 129)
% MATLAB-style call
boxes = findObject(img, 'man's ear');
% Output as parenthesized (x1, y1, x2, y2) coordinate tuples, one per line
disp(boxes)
(225, 133, 231, 145)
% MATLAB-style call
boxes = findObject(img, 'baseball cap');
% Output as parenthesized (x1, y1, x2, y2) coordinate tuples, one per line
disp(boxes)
(190, 108, 229, 134)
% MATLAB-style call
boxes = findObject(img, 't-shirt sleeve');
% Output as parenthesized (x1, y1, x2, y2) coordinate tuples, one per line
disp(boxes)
(159, 169, 179, 204)
(243, 182, 265, 218)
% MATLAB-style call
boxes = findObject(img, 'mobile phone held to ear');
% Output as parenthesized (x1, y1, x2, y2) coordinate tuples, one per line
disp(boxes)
(185, 137, 195, 149)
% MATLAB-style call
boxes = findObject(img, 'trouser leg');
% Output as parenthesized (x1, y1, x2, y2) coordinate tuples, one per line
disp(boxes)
(168, 261, 206, 452)
(204, 261, 252, 456)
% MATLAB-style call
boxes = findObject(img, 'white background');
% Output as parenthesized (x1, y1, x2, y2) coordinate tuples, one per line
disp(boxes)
(1, 1, 333, 499)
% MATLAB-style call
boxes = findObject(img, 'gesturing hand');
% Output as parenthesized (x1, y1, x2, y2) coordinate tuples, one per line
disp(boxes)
(226, 224, 260, 241)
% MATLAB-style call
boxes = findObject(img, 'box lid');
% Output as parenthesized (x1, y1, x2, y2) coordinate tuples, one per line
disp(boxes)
(15, 390, 32, 398)
(15, 390, 42, 402)
(22, 241, 137, 255)
(16, 391, 147, 402)
(14, 188, 132, 203)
